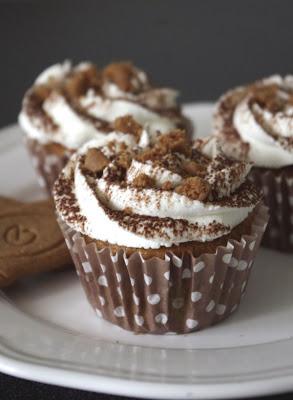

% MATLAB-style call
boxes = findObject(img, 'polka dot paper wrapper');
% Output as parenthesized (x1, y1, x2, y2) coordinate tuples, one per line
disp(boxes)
(58, 203, 268, 334)
(25, 137, 71, 194)
(250, 169, 293, 252)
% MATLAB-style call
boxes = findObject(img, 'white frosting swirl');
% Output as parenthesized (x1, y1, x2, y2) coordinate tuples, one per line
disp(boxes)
(54, 138, 260, 249)
(35, 60, 71, 85)
(126, 160, 182, 188)
(214, 75, 293, 168)
(19, 61, 182, 150)
(79, 89, 176, 138)
(19, 91, 98, 148)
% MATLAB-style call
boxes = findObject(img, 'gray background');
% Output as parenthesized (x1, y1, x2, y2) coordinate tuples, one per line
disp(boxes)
(1, 0, 293, 127)
(1, 1, 293, 399)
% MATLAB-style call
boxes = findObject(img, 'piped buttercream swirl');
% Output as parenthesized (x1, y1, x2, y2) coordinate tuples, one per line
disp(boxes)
(19, 61, 189, 150)
(214, 75, 293, 168)
(54, 132, 261, 249)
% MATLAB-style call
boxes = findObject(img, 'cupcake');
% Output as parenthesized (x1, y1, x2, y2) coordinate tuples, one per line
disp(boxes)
(53, 130, 268, 334)
(214, 75, 293, 252)
(19, 60, 191, 193)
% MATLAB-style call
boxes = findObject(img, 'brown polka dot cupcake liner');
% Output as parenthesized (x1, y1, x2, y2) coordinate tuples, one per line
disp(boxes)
(58, 203, 268, 334)
(250, 169, 293, 252)
(25, 137, 71, 194)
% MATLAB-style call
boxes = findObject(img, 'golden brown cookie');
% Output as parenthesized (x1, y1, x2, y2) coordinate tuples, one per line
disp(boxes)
(0, 197, 72, 287)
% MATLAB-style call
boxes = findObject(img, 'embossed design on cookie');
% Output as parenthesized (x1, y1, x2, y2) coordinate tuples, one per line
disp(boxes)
(0, 197, 72, 288)
(4, 224, 37, 246)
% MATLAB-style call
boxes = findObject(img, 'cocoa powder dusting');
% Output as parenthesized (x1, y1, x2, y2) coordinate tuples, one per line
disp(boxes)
(22, 60, 188, 139)
(217, 78, 293, 154)
(55, 123, 261, 244)
(53, 173, 85, 229)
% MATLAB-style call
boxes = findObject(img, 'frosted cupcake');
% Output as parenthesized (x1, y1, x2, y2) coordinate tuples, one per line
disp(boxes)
(19, 60, 191, 192)
(54, 130, 268, 334)
(214, 75, 293, 252)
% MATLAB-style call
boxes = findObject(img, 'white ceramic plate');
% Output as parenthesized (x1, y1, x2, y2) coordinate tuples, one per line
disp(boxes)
(1, 103, 293, 399)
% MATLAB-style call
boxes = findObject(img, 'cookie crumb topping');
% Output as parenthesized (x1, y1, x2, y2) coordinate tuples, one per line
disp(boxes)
(21, 60, 189, 145)
(84, 148, 109, 173)
(102, 61, 148, 93)
(214, 75, 293, 162)
(54, 127, 261, 247)
(114, 115, 142, 141)
(132, 173, 155, 189)
(175, 177, 210, 201)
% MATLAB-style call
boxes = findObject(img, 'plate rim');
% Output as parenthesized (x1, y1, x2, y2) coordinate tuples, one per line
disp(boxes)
(1, 337, 293, 400)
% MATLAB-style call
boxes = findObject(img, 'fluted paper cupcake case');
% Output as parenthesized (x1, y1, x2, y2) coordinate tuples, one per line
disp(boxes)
(25, 137, 71, 194)
(250, 169, 293, 252)
(58, 203, 268, 334)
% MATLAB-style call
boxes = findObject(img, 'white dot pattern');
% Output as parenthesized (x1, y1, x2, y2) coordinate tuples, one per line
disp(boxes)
(111, 253, 118, 263)
(191, 291, 202, 303)
(230, 257, 238, 268)
(172, 298, 184, 309)
(222, 253, 232, 264)
(206, 300, 215, 312)
(172, 255, 183, 268)
(114, 306, 125, 317)
(216, 304, 226, 315)
(237, 260, 248, 271)
(193, 261, 205, 273)
(182, 268, 191, 279)
(134, 314, 144, 326)
(147, 294, 161, 305)
(163, 271, 170, 280)
(98, 275, 108, 287)
(99, 295, 105, 306)
(133, 293, 140, 305)
(82, 261, 92, 273)
(144, 274, 152, 286)
(95, 309, 102, 318)
(230, 304, 238, 313)
(130, 277, 135, 286)
(186, 319, 198, 329)
(65, 206, 266, 334)
(155, 313, 168, 324)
